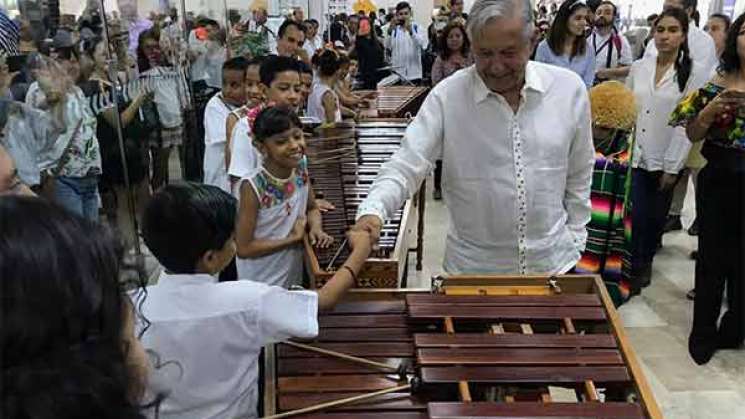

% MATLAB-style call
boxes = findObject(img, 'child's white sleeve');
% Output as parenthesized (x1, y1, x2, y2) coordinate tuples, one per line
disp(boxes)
(228, 119, 260, 179)
(258, 287, 319, 345)
(204, 100, 226, 145)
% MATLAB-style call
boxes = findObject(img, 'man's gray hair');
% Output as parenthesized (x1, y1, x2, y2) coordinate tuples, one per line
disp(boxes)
(467, 0, 535, 42)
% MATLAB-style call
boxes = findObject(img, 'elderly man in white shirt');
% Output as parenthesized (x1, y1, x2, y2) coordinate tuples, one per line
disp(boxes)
(354, 0, 595, 275)
(385, 2, 428, 83)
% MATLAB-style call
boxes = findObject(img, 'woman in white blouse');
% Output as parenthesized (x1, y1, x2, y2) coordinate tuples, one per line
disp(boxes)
(626, 8, 707, 293)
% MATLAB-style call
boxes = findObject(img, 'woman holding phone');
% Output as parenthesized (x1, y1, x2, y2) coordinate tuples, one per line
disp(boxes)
(670, 12, 745, 365)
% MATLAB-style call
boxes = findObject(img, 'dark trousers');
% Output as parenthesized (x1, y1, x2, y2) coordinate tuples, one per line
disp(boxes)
(690, 166, 745, 351)
(631, 169, 677, 283)
(434, 160, 443, 192)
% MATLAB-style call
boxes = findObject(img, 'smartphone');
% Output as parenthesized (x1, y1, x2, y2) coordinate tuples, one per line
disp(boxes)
(7, 54, 27, 72)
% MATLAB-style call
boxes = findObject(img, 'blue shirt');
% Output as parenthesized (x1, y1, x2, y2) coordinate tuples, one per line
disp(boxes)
(534, 39, 596, 89)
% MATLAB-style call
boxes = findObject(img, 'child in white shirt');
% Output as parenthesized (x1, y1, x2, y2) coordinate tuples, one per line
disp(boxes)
(139, 182, 372, 419)
(235, 107, 334, 288)
(203, 57, 249, 193)
(227, 56, 305, 193)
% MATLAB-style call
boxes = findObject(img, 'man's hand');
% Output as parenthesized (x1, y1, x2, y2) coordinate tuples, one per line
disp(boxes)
(659, 173, 678, 192)
(351, 215, 383, 247)
(347, 229, 373, 254)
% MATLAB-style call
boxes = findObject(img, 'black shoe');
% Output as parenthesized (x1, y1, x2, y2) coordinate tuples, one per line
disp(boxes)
(664, 215, 683, 233)
(433, 189, 442, 201)
(690, 250, 698, 260)
(689, 335, 717, 365)
(686, 289, 695, 300)
(688, 218, 699, 236)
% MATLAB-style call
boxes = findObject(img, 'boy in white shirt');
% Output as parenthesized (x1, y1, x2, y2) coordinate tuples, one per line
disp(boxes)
(203, 57, 249, 193)
(227, 56, 304, 189)
(138, 182, 372, 419)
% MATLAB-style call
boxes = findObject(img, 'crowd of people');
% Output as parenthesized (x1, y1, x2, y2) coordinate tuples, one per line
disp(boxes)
(1, 0, 745, 417)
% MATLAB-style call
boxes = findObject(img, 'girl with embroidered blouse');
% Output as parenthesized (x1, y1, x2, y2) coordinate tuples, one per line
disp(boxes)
(669, 11, 745, 366)
(235, 106, 333, 288)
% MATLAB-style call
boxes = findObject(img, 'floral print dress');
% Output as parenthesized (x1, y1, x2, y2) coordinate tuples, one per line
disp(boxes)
(670, 82, 745, 160)
(235, 157, 310, 288)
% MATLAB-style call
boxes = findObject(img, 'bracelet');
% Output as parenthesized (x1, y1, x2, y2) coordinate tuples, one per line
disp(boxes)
(341, 265, 358, 283)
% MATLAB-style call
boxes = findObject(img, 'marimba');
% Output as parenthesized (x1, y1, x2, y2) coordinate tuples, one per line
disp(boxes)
(262, 275, 662, 418)
(305, 121, 418, 288)
(359, 86, 429, 119)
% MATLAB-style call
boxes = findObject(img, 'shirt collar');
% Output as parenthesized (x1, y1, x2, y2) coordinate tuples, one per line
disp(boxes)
(157, 270, 219, 287)
(471, 62, 548, 105)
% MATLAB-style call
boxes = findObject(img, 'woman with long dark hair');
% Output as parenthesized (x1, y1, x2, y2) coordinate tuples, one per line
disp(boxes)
(671, 12, 745, 364)
(137, 29, 187, 191)
(430, 21, 473, 200)
(354, 16, 387, 90)
(627, 8, 707, 294)
(431, 22, 473, 85)
(79, 37, 155, 253)
(535, 0, 596, 88)
(1, 196, 149, 418)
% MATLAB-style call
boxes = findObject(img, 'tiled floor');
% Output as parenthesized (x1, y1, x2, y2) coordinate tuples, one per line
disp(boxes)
(406, 175, 745, 419)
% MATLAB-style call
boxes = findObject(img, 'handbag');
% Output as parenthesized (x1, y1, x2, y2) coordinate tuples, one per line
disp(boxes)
(39, 117, 84, 200)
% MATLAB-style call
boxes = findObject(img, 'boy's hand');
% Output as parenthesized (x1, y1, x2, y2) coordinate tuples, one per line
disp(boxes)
(289, 217, 307, 241)
(347, 229, 372, 254)
(309, 228, 334, 248)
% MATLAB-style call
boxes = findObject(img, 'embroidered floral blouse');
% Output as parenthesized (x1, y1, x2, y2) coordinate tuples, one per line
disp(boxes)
(671, 82, 745, 150)
(252, 157, 310, 210)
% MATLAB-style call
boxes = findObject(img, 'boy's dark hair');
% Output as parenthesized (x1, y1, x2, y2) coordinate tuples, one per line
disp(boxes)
(396, 2, 411, 12)
(142, 182, 238, 274)
(247, 55, 266, 69)
(278, 19, 304, 39)
(297, 60, 313, 75)
(253, 106, 302, 143)
(223, 56, 250, 76)
(259, 55, 301, 86)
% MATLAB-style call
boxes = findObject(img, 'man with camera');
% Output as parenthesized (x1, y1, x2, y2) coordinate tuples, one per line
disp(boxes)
(385, 2, 428, 85)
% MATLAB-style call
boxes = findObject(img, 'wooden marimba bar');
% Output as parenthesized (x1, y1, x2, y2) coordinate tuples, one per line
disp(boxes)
(359, 86, 429, 119)
(304, 121, 415, 289)
(263, 275, 662, 419)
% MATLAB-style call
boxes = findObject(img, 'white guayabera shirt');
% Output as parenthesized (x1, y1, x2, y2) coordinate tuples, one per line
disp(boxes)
(139, 272, 318, 419)
(357, 62, 595, 275)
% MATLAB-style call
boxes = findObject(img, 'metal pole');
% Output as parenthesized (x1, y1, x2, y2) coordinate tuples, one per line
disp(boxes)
(223, 0, 231, 56)
(98, 0, 145, 272)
